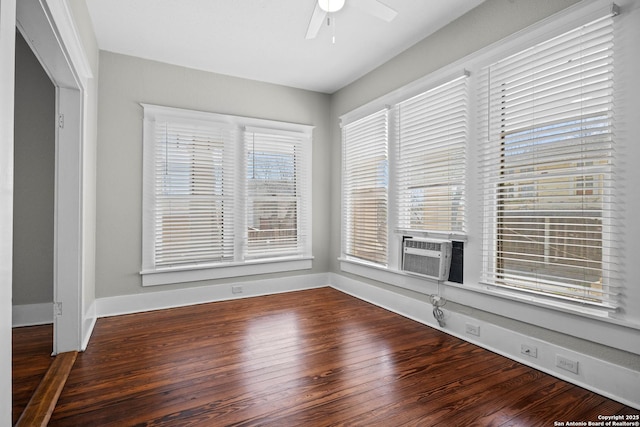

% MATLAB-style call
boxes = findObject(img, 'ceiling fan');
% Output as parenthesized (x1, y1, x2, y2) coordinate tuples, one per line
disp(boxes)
(305, 0, 398, 40)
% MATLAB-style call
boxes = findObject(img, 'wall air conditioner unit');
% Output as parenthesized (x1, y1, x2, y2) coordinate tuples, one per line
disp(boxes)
(402, 237, 452, 281)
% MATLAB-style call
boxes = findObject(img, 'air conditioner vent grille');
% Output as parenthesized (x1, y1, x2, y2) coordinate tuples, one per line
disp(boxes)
(404, 239, 442, 252)
(401, 237, 452, 280)
(404, 252, 441, 277)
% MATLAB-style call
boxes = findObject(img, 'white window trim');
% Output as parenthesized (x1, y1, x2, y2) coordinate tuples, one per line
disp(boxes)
(478, 13, 617, 309)
(340, 69, 470, 270)
(341, 107, 390, 267)
(141, 104, 313, 286)
(244, 126, 312, 260)
(338, 0, 639, 330)
(394, 72, 469, 235)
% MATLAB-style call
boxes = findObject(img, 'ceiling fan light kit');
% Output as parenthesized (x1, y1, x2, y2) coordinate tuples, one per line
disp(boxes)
(306, 0, 398, 40)
(318, 0, 345, 13)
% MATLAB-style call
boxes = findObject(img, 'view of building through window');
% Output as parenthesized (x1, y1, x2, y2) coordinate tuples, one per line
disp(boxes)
(496, 116, 610, 299)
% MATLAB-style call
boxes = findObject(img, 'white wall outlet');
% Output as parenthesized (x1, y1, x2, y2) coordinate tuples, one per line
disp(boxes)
(231, 285, 243, 294)
(556, 355, 579, 374)
(465, 323, 480, 336)
(521, 344, 538, 358)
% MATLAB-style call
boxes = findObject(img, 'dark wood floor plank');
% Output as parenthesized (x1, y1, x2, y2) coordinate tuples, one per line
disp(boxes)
(328, 359, 529, 427)
(496, 386, 608, 427)
(40, 287, 637, 426)
(178, 339, 482, 426)
(253, 339, 509, 426)
(12, 324, 53, 425)
(466, 376, 573, 426)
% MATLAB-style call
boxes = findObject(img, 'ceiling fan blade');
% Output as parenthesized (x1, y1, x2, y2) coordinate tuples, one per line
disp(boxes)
(351, 0, 398, 22)
(305, 3, 327, 39)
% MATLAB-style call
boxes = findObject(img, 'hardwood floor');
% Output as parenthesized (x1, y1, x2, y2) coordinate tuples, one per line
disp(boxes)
(34, 288, 636, 426)
(12, 324, 54, 425)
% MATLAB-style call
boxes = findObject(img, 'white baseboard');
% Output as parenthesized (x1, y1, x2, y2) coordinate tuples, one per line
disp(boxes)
(81, 301, 97, 351)
(12, 302, 53, 327)
(329, 272, 640, 410)
(96, 272, 331, 318)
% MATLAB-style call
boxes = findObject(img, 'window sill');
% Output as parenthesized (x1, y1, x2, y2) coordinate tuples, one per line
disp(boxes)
(454, 281, 640, 335)
(141, 256, 313, 286)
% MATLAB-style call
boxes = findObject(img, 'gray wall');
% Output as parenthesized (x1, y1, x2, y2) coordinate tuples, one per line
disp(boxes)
(95, 52, 331, 298)
(12, 31, 55, 306)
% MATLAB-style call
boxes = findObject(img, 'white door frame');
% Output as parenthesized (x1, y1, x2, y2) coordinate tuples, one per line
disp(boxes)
(16, 0, 87, 355)
(1, 0, 18, 422)
(53, 87, 83, 354)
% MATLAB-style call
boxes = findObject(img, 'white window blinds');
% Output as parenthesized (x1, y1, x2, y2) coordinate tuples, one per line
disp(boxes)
(244, 127, 310, 259)
(142, 105, 313, 278)
(396, 74, 468, 234)
(149, 119, 236, 267)
(479, 14, 618, 308)
(342, 109, 389, 265)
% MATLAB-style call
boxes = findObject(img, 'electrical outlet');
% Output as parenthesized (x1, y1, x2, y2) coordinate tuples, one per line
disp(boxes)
(232, 285, 243, 294)
(521, 344, 538, 358)
(465, 323, 480, 336)
(556, 355, 579, 374)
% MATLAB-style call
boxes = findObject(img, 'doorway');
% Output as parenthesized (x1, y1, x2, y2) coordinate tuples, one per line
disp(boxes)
(13, 30, 55, 335)
(15, 0, 85, 355)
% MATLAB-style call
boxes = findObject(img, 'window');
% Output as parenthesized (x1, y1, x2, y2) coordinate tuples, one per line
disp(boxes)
(141, 105, 312, 285)
(396, 74, 468, 234)
(146, 118, 236, 268)
(342, 109, 389, 266)
(245, 128, 310, 259)
(341, 72, 469, 269)
(479, 14, 618, 308)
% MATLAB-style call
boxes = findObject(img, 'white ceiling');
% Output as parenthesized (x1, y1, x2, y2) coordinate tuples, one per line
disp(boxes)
(85, 0, 484, 94)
